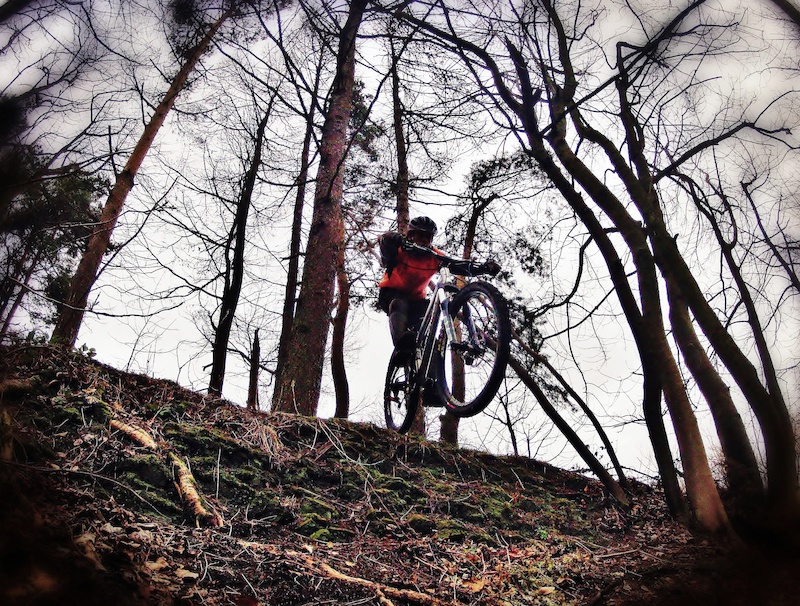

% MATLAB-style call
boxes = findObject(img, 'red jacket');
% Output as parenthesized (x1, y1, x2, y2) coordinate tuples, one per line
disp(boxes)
(379, 244, 445, 300)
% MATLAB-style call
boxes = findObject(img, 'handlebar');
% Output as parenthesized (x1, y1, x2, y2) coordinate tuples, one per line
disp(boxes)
(401, 240, 460, 265)
(401, 240, 501, 277)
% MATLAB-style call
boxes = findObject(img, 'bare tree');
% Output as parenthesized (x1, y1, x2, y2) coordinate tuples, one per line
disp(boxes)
(272, 0, 368, 415)
(387, 0, 800, 532)
(208, 109, 271, 395)
(51, 4, 235, 345)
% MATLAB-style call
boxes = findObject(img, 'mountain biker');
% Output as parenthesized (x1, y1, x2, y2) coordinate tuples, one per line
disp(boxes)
(377, 215, 500, 355)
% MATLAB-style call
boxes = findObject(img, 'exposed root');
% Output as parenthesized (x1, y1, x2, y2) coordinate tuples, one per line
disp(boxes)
(108, 415, 223, 528)
(237, 539, 449, 606)
(109, 418, 158, 449)
(168, 451, 224, 528)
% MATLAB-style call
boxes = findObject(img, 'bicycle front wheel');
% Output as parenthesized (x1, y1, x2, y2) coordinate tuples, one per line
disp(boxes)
(383, 351, 419, 433)
(435, 282, 511, 417)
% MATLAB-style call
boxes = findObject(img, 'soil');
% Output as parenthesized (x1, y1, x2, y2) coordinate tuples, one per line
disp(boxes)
(1, 345, 797, 605)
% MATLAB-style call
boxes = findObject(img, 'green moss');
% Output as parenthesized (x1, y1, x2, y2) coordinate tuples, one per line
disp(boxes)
(300, 496, 337, 519)
(447, 499, 486, 523)
(115, 454, 171, 490)
(246, 492, 294, 524)
(435, 519, 468, 542)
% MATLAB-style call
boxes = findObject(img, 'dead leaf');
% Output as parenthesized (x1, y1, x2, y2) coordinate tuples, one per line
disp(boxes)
(100, 522, 122, 534)
(74, 532, 106, 571)
(175, 567, 200, 580)
(462, 578, 488, 592)
(145, 557, 170, 571)
(537, 586, 556, 595)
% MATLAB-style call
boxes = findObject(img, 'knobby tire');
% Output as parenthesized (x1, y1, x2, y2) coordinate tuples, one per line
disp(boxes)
(383, 351, 418, 434)
(435, 282, 511, 417)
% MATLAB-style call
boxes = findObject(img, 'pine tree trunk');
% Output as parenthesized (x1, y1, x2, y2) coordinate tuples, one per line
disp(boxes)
(272, 0, 367, 415)
(274, 54, 323, 387)
(50, 11, 230, 346)
(390, 48, 410, 233)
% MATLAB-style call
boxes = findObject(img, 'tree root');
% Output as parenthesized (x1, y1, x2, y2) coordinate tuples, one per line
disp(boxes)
(237, 539, 449, 606)
(109, 418, 158, 449)
(108, 416, 223, 527)
(168, 451, 224, 528)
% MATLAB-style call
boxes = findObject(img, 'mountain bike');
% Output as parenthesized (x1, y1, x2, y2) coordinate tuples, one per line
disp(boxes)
(383, 245, 511, 434)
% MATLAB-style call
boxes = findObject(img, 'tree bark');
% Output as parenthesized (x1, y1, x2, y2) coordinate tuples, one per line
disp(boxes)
(275, 52, 324, 387)
(0, 249, 39, 338)
(390, 44, 410, 234)
(272, 0, 367, 415)
(439, 199, 487, 445)
(208, 111, 270, 395)
(668, 282, 764, 498)
(51, 11, 231, 346)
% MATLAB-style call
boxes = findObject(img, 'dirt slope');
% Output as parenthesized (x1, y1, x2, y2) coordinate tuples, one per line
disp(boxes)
(0, 345, 796, 605)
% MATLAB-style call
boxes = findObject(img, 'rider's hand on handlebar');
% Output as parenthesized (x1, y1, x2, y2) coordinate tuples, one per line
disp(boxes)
(480, 260, 501, 276)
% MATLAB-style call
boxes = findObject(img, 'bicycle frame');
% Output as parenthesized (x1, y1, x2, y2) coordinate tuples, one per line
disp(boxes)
(412, 266, 468, 398)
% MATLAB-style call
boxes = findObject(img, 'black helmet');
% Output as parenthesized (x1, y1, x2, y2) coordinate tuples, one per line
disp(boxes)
(409, 216, 438, 235)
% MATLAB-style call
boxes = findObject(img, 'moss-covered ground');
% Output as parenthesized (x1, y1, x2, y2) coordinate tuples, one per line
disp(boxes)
(1, 345, 795, 605)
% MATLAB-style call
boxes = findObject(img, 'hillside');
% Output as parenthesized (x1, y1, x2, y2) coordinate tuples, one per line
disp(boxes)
(0, 345, 795, 605)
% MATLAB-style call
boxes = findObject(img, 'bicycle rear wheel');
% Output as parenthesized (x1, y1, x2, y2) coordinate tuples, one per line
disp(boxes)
(383, 351, 419, 433)
(435, 282, 511, 417)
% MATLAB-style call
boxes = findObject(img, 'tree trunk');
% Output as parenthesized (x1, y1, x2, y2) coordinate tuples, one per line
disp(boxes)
(208, 110, 269, 395)
(439, 200, 487, 445)
(512, 19, 725, 529)
(390, 46, 410, 233)
(515, 335, 630, 491)
(272, 0, 367, 415)
(668, 285, 764, 499)
(332, 248, 350, 418)
(0, 249, 39, 338)
(50, 11, 231, 346)
(246, 329, 260, 411)
(642, 288, 732, 534)
(655, 232, 798, 511)
(274, 53, 324, 387)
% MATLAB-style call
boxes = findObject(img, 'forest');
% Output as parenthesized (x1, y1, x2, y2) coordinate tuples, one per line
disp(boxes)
(1, 0, 799, 541)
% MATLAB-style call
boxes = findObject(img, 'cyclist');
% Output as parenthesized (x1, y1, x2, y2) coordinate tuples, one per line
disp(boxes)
(377, 215, 500, 356)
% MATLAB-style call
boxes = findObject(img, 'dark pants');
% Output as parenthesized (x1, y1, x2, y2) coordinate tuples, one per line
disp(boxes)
(378, 288, 429, 345)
